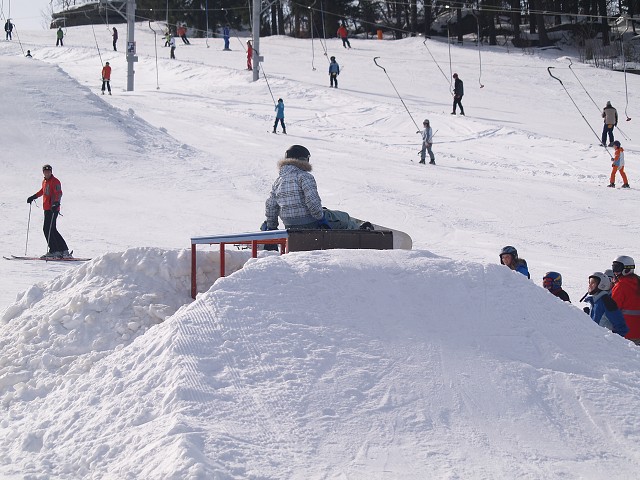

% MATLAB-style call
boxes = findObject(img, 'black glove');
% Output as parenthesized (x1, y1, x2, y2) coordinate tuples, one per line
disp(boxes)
(260, 221, 278, 231)
(51, 202, 60, 213)
(27, 195, 36, 204)
(583, 307, 590, 315)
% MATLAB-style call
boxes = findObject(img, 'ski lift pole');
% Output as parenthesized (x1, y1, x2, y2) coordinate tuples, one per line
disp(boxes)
(309, 0, 316, 70)
(471, 10, 484, 88)
(547, 67, 613, 159)
(148, 21, 160, 89)
(422, 39, 450, 85)
(567, 59, 630, 141)
(374, 57, 421, 133)
(619, 16, 632, 122)
(205, 0, 210, 48)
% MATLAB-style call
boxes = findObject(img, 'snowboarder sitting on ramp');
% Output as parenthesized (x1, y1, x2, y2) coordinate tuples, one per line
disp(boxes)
(263, 145, 370, 231)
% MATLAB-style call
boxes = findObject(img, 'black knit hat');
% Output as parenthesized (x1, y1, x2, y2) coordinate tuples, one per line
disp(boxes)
(285, 145, 311, 161)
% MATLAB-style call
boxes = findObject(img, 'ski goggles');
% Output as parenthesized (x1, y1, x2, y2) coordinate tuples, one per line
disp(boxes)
(612, 262, 625, 273)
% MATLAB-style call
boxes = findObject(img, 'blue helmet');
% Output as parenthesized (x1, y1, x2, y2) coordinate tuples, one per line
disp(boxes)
(543, 271, 562, 290)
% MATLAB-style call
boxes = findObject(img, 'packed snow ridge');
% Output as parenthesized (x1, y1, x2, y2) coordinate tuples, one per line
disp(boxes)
(3, 248, 640, 478)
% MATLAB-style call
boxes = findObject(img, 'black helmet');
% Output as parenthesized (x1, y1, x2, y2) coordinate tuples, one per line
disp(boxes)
(42, 164, 52, 171)
(330, 56, 335, 61)
(285, 145, 311, 161)
(613, 140, 621, 148)
(499, 245, 518, 264)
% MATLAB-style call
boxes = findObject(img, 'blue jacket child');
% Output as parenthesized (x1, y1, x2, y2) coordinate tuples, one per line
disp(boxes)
(584, 272, 629, 337)
(329, 56, 340, 88)
(273, 99, 286, 134)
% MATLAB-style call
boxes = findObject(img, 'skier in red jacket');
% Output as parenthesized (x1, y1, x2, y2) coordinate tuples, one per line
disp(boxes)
(26, 164, 71, 259)
(247, 40, 253, 70)
(611, 256, 640, 343)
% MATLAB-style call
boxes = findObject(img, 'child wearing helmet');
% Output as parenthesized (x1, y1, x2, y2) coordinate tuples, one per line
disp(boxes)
(499, 245, 530, 279)
(608, 141, 629, 188)
(583, 272, 628, 337)
(610, 255, 640, 343)
(542, 272, 570, 302)
(329, 56, 340, 88)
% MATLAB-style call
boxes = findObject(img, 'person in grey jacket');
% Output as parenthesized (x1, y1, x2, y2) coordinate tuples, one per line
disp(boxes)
(601, 101, 618, 147)
(265, 145, 329, 229)
(419, 119, 435, 164)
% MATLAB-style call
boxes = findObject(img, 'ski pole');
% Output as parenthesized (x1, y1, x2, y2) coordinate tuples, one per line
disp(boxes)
(373, 57, 420, 133)
(25, 202, 32, 256)
(548, 67, 613, 159)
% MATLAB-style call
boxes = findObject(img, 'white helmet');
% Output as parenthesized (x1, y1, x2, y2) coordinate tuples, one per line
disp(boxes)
(589, 272, 611, 292)
(612, 255, 635, 277)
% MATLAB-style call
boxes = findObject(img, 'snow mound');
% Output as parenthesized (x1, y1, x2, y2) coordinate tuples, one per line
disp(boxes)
(3, 249, 640, 478)
(0, 246, 251, 408)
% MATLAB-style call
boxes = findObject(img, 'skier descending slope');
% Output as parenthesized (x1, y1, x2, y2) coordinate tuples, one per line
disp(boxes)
(26, 164, 72, 259)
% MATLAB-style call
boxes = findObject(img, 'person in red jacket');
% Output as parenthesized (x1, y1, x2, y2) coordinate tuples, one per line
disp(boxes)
(101, 61, 111, 95)
(246, 40, 253, 70)
(26, 164, 71, 259)
(611, 255, 640, 344)
(337, 24, 351, 49)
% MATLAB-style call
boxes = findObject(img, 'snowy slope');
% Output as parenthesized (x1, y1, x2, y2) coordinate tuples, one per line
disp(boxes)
(1, 23, 640, 478)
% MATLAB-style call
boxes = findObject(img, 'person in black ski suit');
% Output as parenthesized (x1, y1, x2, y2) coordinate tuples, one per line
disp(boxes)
(4, 19, 13, 40)
(452, 73, 464, 116)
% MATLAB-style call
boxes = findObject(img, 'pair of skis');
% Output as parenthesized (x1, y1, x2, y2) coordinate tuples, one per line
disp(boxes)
(3, 254, 91, 262)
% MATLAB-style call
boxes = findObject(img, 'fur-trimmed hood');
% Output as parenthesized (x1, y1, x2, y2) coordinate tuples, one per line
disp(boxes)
(277, 158, 312, 172)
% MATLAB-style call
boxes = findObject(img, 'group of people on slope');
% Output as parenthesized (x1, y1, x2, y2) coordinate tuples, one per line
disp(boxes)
(499, 246, 640, 342)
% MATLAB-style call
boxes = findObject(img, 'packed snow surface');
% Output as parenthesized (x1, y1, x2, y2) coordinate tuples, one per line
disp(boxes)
(1, 23, 640, 479)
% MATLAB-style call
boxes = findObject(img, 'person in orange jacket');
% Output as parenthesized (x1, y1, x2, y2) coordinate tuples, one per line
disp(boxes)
(26, 164, 71, 259)
(101, 61, 112, 95)
(337, 24, 351, 49)
(611, 256, 640, 344)
(608, 140, 629, 188)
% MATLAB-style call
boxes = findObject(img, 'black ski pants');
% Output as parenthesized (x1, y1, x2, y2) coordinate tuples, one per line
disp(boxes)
(273, 117, 286, 132)
(452, 95, 464, 115)
(43, 210, 68, 254)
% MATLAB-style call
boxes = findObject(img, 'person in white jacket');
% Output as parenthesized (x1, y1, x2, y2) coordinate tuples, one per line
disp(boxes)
(419, 119, 435, 165)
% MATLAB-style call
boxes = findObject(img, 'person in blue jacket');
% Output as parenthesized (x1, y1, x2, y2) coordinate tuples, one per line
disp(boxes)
(223, 25, 230, 50)
(273, 98, 286, 134)
(329, 56, 340, 88)
(499, 245, 530, 278)
(583, 272, 628, 337)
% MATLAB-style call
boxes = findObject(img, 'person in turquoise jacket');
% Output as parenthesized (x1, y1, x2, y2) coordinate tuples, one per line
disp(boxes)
(584, 272, 629, 337)
(273, 98, 286, 134)
(499, 245, 530, 279)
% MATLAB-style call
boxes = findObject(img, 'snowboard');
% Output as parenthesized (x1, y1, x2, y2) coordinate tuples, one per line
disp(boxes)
(4, 255, 91, 262)
(353, 219, 412, 250)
